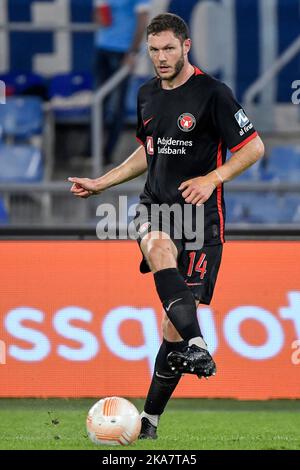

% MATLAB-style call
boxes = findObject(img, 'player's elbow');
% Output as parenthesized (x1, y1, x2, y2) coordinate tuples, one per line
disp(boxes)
(253, 135, 265, 161)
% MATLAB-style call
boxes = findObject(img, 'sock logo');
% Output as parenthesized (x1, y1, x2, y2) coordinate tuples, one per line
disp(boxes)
(165, 298, 183, 312)
(155, 371, 177, 379)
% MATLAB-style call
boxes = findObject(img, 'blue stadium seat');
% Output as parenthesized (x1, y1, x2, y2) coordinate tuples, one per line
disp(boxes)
(0, 197, 9, 224)
(49, 72, 92, 120)
(0, 96, 43, 139)
(281, 195, 300, 223)
(49, 72, 92, 98)
(0, 143, 43, 182)
(261, 146, 300, 182)
(249, 194, 284, 223)
(225, 193, 265, 223)
(0, 72, 47, 98)
(226, 192, 300, 224)
(225, 192, 289, 224)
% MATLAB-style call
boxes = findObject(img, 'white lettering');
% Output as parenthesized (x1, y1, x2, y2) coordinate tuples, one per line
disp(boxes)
(0, 80, 5, 104)
(0, 340, 6, 365)
(3, 292, 299, 364)
(5, 307, 51, 361)
(279, 291, 300, 338)
(224, 306, 284, 360)
(197, 307, 218, 355)
(158, 146, 187, 155)
(157, 137, 193, 146)
(291, 80, 300, 105)
(243, 122, 254, 133)
(291, 340, 300, 365)
(54, 307, 99, 361)
(102, 306, 160, 374)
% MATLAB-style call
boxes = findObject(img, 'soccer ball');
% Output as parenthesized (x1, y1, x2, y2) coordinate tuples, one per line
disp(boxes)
(86, 397, 141, 446)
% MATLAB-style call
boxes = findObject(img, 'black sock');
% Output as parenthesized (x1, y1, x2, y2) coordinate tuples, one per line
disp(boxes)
(144, 339, 187, 416)
(154, 268, 202, 341)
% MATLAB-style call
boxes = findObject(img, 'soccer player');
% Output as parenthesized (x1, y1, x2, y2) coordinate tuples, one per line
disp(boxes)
(69, 13, 264, 439)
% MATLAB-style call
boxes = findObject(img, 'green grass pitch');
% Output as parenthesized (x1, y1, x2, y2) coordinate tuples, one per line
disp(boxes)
(0, 399, 299, 450)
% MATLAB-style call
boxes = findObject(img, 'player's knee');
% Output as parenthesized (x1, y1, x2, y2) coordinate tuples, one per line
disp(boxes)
(146, 242, 176, 272)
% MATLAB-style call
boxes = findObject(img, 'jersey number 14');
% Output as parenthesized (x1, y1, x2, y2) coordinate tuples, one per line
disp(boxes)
(187, 252, 207, 279)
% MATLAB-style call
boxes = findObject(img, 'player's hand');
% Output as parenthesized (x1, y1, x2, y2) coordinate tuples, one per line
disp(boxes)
(68, 177, 102, 199)
(179, 176, 216, 206)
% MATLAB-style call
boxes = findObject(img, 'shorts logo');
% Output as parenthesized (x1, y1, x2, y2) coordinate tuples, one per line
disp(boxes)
(138, 222, 151, 235)
(235, 109, 250, 128)
(177, 113, 196, 132)
(146, 136, 154, 155)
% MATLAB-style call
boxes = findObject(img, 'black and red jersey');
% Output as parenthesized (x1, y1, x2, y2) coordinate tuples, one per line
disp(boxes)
(136, 66, 258, 245)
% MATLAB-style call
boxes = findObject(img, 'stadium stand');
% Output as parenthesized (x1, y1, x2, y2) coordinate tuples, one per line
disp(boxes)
(0, 72, 48, 100)
(261, 146, 300, 182)
(0, 96, 43, 140)
(0, 143, 43, 183)
(49, 72, 93, 121)
(226, 147, 300, 224)
(0, 97, 44, 182)
(0, 0, 298, 229)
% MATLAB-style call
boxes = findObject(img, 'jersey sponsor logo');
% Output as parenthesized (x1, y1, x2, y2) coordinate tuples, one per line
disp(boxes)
(157, 136, 193, 156)
(143, 117, 154, 127)
(239, 122, 254, 137)
(235, 109, 250, 128)
(146, 136, 154, 155)
(177, 113, 196, 132)
(157, 137, 193, 147)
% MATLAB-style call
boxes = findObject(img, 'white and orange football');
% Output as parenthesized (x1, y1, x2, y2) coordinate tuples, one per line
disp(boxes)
(86, 397, 141, 446)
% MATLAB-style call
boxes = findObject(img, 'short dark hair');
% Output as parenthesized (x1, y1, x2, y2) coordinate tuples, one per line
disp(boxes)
(147, 13, 190, 43)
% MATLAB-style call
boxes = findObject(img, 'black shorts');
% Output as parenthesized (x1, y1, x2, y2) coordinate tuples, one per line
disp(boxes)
(133, 203, 223, 305)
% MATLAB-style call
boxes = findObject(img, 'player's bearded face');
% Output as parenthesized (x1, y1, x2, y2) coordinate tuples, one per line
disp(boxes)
(148, 32, 187, 81)
(155, 49, 184, 81)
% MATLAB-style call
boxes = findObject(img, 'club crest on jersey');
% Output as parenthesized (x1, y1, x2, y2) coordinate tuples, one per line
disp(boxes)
(235, 109, 250, 128)
(177, 113, 196, 132)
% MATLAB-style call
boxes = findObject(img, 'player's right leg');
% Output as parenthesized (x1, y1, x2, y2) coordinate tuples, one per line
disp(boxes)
(140, 231, 206, 348)
(161, 306, 216, 379)
(166, 245, 222, 378)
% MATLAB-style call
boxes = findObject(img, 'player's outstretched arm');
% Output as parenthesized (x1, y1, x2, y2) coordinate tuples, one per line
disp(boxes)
(68, 145, 147, 199)
(179, 135, 265, 206)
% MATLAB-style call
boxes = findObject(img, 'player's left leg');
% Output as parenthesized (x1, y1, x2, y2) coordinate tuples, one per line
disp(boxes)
(140, 300, 208, 439)
(139, 312, 186, 439)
